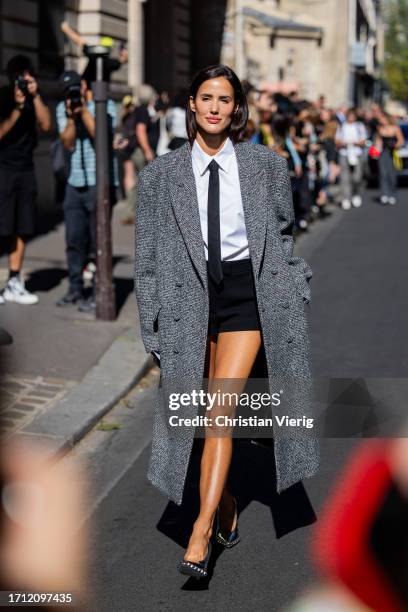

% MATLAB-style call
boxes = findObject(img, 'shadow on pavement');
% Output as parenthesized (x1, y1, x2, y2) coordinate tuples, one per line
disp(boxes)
(114, 277, 134, 316)
(18, 266, 133, 317)
(157, 437, 317, 588)
(25, 268, 67, 293)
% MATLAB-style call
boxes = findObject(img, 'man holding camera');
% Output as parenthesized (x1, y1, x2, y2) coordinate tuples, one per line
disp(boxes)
(56, 71, 117, 310)
(0, 55, 51, 305)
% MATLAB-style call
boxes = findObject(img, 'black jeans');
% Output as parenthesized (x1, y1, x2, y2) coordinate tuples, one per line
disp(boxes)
(291, 173, 311, 222)
(63, 184, 96, 293)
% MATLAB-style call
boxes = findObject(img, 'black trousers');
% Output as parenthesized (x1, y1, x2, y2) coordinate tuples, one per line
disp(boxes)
(291, 173, 311, 222)
(63, 184, 96, 293)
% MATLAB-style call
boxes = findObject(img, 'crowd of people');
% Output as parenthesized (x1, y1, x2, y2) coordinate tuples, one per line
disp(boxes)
(0, 36, 406, 309)
(115, 82, 406, 231)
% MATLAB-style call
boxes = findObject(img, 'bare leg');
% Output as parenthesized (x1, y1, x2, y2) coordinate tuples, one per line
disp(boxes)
(183, 330, 261, 563)
(120, 160, 137, 224)
(9, 237, 25, 272)
(123, 159, 136, 195)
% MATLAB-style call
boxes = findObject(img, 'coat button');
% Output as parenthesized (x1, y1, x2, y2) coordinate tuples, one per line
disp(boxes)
(271, 268, 278, 275)
(174, 316, 180, 322)
(287, 336, 294, 343)
(260, 306, 265, 313)
(173, 349, 179, 354)
(175, 282, 182, 288)
(282, 301, 289, 309)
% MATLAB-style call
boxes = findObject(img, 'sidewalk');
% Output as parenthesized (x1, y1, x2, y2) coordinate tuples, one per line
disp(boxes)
(0, 203, 151, 446)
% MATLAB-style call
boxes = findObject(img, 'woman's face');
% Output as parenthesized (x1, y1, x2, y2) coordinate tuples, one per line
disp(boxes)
(189, 77, 238, 137)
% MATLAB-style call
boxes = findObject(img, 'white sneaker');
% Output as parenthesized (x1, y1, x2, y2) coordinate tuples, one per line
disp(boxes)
(380, 195, 389, 205)
(388, 197, 396, 206)
(0, 293, 5, 305)
(83, 262, 96, 282)
(352, 195, 362, 207)
(341, 199, 351, 210)
(3, 276, 39, 305)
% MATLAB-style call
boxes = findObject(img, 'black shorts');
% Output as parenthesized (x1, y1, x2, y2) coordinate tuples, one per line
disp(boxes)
(207, 258, 261, 335)
(0, 166, 37, 237)
(118, 146, 136, 163)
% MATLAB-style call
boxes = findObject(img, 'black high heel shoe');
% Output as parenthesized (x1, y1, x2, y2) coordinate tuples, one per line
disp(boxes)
(178, 536, 213, 579)
(216, 497, 240, 548)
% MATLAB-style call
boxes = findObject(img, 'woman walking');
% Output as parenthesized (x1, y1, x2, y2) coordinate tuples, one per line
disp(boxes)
(336, 108, 367, 210)
(375, 113, 404, 205)
(134, 64, 319, 579)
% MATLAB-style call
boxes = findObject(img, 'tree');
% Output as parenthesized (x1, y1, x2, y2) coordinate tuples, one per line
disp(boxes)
(384, 0, 408, 101)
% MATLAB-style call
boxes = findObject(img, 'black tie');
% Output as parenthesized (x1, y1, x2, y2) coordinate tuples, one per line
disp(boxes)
(207, 160, 223, 285)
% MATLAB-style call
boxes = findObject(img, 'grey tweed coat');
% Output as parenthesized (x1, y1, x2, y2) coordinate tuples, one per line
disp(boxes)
(134, 140, 319, 506)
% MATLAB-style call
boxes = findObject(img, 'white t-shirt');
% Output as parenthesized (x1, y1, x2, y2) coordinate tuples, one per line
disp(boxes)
(167, 107, 188, 139)
(336, 121, 367, 163)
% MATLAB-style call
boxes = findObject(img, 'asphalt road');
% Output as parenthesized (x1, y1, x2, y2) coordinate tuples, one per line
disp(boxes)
(66, 188, 408, 611)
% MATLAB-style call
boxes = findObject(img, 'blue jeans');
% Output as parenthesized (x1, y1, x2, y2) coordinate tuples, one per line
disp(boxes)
(63, 184, 96, 293)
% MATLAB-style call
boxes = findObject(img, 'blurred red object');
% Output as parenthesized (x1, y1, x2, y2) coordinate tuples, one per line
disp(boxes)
(311, 440, 405, 612)
(369, 145, 381, 158)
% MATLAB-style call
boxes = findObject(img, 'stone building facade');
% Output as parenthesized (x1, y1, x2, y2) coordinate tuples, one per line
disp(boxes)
(222, 0, 384, 107)
(0, 0, 228, 97)
(0, 0, 228, 208)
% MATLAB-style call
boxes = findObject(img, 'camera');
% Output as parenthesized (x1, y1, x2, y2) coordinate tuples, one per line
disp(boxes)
(65, 84, 82, 112)
(15, 75, 29, 96)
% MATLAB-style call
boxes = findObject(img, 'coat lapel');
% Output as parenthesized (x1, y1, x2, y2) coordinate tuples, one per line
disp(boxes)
(234, 142, 267, 279)
(169, 142, 208, 292)
(169, 140, 267, 293)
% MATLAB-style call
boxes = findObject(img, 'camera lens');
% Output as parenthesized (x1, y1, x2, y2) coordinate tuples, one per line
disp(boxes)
(16, 76, 29, 96)
(66, 85, 82, 111)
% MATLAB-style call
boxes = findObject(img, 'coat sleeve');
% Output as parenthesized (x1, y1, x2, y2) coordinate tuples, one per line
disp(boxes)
(272, 155, 313, 305)
(134, 165, 160, 353)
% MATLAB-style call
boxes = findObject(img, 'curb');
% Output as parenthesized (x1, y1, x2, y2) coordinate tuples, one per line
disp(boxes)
(13, 327, 152, 456)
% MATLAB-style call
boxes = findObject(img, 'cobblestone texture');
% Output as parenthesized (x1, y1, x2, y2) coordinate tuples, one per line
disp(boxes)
(0, 376, 75, 436)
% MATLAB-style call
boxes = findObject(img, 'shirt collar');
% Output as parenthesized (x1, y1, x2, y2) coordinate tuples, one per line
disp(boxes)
(192, 136, 235, 176)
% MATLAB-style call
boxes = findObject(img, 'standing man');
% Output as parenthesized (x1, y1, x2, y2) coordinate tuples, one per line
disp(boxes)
(56, 71, 118, 311)
(0, 55, 51, 304)
(121, 84, 160, 224)
(133, 84, 160, 166)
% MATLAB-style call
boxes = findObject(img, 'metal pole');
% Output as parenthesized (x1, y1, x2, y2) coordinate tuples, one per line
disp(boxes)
(92, 56, 116, 320)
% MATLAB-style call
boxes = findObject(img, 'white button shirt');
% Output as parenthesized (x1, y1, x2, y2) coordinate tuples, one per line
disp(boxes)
(191, 137, 249, 261)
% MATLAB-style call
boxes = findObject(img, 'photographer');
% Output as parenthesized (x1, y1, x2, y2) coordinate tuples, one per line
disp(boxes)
(0, 55, 51, 305)
(56, 71, 118, 311)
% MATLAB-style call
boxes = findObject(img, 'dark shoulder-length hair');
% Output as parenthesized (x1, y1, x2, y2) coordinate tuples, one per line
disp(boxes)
(186, 64, 249, 145)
